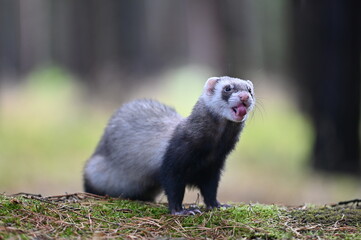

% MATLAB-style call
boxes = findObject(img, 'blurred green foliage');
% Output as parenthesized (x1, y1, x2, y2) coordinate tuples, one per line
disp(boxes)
(0, 67, 107, 193)
(0, 66, 359, 204)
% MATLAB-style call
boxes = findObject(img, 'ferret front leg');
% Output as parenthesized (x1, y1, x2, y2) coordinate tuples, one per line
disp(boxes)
(162, 176, 187, 214)
(201, 181, 232, 210)
(198, 172, 223, 209)
(163, 179, 202, 215)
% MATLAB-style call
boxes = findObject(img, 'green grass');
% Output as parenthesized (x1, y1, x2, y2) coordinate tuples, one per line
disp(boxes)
(0, 194, 360, 239)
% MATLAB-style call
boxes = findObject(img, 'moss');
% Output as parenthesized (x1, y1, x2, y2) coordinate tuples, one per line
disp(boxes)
(290, 206, 361, 226)
(287, 205, 361, 239)
(0, 194, 360, 239)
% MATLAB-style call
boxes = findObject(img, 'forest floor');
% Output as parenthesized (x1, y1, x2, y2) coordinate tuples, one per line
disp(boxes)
(0, 193, 360, 239)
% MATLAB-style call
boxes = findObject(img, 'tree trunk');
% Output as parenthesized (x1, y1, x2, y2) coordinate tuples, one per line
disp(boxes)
(291, 0, 360, 175)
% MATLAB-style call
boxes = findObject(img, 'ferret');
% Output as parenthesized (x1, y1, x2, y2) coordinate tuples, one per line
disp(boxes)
(83, 76, 255, 215)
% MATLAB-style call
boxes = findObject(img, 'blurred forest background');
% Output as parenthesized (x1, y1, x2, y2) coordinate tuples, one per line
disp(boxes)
(0, 0, 360, 205)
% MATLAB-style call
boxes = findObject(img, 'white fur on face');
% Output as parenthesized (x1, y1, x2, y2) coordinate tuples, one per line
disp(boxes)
(201, 76, 255, 122)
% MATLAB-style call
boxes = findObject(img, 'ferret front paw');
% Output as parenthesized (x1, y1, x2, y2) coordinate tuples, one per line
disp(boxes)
(218, 203, 232, 208)
(207, 203, 232, 210)
(172, 208, 202, 216)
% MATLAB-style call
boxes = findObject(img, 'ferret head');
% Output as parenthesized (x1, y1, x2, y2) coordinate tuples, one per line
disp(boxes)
(201, 76, 255, 122)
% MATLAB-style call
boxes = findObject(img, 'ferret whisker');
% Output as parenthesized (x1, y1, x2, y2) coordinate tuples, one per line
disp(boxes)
(256, 105, 265, 122)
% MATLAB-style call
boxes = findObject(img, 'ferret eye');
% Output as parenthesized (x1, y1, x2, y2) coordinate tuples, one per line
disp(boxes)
(224, 86, 232, 92)
(247, 86, 252, 94)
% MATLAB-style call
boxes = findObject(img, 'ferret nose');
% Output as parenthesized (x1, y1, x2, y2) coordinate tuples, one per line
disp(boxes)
(239, 93, 249, 102)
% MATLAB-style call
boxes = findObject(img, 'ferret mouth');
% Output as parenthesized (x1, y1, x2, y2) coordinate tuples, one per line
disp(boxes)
(232, 103, 248, 119)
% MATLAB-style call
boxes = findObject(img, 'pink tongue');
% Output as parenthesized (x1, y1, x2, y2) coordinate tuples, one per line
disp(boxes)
(236, 105, 247, 117)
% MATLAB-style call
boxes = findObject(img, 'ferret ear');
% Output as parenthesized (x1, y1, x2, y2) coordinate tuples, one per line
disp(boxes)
(204, 77, 220, 95)
(246, 80, 253, 89)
